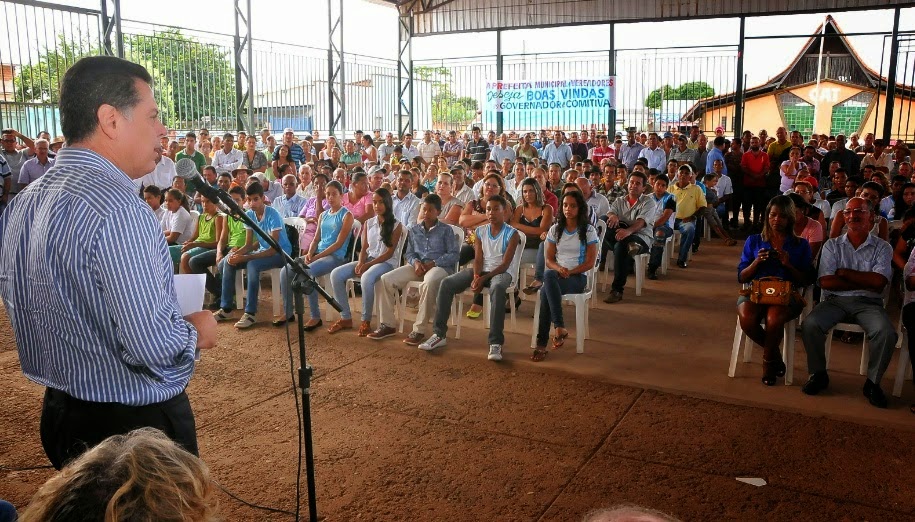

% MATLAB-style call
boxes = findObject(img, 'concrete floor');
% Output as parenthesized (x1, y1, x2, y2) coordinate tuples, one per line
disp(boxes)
(2, 236, 913, 520)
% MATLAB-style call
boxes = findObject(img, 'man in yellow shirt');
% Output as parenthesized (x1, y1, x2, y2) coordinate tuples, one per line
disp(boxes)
(669, 165, 706, 268)
(766, 127, 792, 197)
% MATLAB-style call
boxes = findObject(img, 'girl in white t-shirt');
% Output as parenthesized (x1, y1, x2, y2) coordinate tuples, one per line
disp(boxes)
(532, 190, 599, 362)
(161, 188, 195, 246)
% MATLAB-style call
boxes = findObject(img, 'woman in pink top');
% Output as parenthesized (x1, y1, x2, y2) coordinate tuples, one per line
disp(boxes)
(343, 171, 375, 224)
(298, 173, 328, 252)
(789, 193, 823, 258)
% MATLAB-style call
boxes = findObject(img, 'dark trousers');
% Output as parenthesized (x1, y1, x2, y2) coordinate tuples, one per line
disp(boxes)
(743, 187, 768, 225)
(187, 249, 220, 298)
(603, 232, 648, 294)
(902, 303, 915, 378)
(40, 388, 198, 470)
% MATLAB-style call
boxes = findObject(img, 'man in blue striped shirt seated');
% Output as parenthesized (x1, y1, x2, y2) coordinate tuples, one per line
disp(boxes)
(0, 56, 216, 470)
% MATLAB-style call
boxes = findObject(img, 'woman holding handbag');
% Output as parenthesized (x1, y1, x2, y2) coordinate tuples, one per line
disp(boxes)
(737, 195, 814, 386)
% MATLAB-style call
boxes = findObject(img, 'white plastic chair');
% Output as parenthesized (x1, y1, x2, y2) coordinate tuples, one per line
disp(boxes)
(893, 313, 913, 397)
(234, 267, 283, 318)
(600, 223, 648, 296)
(344, 224, 408, 318)
(729, 316, 797, 385)
(671, 229, 694, 263)
(529, 222, 606, 353)
(455, 233, 527, 339)
(398, 224, 463, 332)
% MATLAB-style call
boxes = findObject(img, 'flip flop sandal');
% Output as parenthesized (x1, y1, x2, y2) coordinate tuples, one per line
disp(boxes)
(551, 330, 569, 350)
(327, 320, 352, 334)
(531, 348, 548, 362)
(466, 308, 482, 319)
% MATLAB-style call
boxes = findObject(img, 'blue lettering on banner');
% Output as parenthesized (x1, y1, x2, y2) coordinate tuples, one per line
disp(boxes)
(485, 77, 616, 114)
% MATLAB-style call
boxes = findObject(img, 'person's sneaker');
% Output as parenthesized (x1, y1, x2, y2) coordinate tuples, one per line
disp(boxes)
(487, 344, 503, 361)
(801, 371, 829, 395)
(213, 309, 233, 321)
(863, 379, 888, 408)
(603, 290, 623, 304)
(418, 334, 447, 351)
(234, 313, 256, 329)
(677, 260, 688, 269)
(647, 267, 658, 280)
(367, 324, 397, 340)
(403, 331, 425, 346)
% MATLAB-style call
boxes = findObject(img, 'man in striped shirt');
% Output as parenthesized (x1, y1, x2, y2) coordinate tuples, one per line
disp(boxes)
(0, 56, 216, 469)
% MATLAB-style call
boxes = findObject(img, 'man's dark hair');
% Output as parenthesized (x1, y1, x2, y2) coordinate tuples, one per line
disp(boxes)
(245, 181, 265, 197)
(862, 180, 884, 198)
(713, 136, 726, 148)
(185, 131, 197, 140)
(471, 161, 484, 170)
(487, 194, 507, 209)
(892, 175, 908, 184)
(59, 56, 153, 143)
(203, 165, 217, 176)
(229, 185, 246, 197)
(424, 193, 442, 213)
(628, 171, 648, 185)
(655, 174, 670, 186)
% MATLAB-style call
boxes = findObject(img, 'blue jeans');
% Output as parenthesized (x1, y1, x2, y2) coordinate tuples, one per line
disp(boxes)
(535, 270, 586, 346)
(0, 500, 16, 522)
(282, 255, 346, 319)
(433, 269, 512, 345)
(649, 224, 673, 271)
(330, 258, 394, 322)
(675, 218, 696, 264)
(219, 253, 286, 314)
(533, 242, 547, 282)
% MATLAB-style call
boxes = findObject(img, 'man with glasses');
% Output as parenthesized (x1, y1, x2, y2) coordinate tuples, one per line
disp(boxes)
(271, 173, 307, 218)
(800, 197, 895, 408)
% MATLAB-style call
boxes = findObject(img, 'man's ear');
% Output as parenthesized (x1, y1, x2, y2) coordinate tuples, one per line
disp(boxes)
(96, 104, 121, 141)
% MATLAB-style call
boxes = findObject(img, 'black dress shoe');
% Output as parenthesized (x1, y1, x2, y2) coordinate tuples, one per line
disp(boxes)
(802, 371, 829, 395)
(676, 261, 688, 269)
(303, 319, 323, 332)
(863, 379, 888, 408)
(647, 268, 658, 280)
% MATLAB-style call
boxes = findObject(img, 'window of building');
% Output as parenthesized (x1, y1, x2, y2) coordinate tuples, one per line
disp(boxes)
(831, 92, 874, 137)
(777, 92, 814, 136)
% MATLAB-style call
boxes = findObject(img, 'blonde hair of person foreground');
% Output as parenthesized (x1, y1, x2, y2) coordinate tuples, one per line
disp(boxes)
(20, 428, 218, 522)
(583, 504, 682, 522)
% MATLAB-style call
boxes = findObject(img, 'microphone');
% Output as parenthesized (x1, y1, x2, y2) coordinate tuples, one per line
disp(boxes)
(175, 158, 230, 208)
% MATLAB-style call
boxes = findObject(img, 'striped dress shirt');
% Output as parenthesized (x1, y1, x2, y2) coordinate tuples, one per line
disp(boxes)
(0, 148, 198, 406)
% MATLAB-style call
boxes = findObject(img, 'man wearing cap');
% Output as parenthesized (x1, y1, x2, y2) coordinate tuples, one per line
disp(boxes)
(281, 128, 305, 167)
(669, 135, 696, 168)
(661, 132, 674, 156)
(213, 133, 244, 175)
(137, 146, 177, 191)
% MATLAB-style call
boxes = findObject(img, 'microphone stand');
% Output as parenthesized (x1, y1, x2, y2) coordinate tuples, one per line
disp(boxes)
(207, 183, 333, 522)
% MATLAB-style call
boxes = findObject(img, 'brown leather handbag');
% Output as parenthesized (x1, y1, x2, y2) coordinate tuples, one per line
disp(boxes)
(743, 277, 793, 306)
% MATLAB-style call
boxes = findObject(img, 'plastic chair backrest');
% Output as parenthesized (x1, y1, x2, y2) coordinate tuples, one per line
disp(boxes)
(392, 224, 408, 268)
(585, 221, 608, 296)
(349, 220, 363, 262)
(448, 224, 465, 272)
(507, 231, 527, 287)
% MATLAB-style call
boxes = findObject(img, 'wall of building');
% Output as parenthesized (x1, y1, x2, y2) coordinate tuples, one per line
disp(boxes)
(701, 95, 784, 136)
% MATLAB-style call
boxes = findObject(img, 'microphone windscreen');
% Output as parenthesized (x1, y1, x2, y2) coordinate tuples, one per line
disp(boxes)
(175, 158, 199, 180)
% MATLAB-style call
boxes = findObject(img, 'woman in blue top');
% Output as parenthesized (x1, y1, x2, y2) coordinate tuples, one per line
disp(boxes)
(280, 180, 354, 329)
(737, 195, 814, 386)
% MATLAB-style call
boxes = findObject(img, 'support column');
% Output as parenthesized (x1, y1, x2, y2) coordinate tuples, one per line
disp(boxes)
(496, 30, 504, 135)
(100, 0, 123, 58)
(328, 0, 345, 137)
(608, 23, 615, 136)
(883, 7, 901, 141)
(733, 16, 746, 140)
(397, 13, 413, 136)
(233, 0, 253, 133)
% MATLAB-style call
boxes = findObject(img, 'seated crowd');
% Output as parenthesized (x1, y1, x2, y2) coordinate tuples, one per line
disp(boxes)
(48, 123, 911, 411)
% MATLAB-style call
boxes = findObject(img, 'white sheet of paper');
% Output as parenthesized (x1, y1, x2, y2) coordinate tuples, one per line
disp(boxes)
(174, 274, 206, 316)
(736, 477, 767, 487)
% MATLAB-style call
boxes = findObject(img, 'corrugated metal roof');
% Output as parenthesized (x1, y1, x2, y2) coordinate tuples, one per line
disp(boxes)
(394, 0, 912, 36)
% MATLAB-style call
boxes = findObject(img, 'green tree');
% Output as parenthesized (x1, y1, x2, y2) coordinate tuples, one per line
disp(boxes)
(125, 30, 235, 129)
(415, 65, 479, 127)
(14, 36, 95, 103)
(644, 81, 715, 109)
(14, 30, 235, 129)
